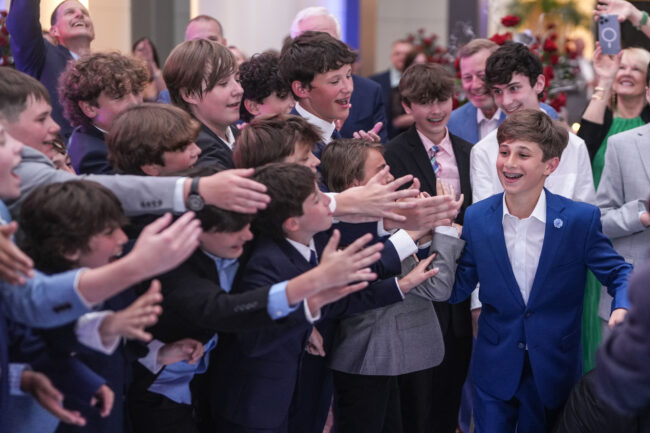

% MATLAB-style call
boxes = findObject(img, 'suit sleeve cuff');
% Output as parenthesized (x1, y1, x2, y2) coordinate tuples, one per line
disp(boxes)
(394, 277, 405, 299)
(387, 229, 418, 261)
(267, 281, 299, 320)
(72, 268, 95, 309)
(75, 311, 120, 355)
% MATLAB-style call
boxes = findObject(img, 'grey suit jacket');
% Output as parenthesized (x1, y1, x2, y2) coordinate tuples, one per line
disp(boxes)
(596, 123, 650, 319)
(328, 232, 465, 376)
(8, 146, 181, 219)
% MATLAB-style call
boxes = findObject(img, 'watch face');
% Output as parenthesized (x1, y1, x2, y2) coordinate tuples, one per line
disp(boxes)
(187, 194, 205, 211)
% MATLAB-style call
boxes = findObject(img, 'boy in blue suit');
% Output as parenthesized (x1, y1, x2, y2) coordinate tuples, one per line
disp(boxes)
(449, 109, 631, 433)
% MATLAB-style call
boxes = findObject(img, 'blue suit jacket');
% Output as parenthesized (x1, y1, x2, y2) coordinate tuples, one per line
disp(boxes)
(447, 102, 559, 145)
(339, 75, 388, 142)
(68, 125, 113, 175)
(0, 201, 90, 433)
(211, 232, 403, 430)
(7, 0, 75, 141)
(449, 190, 631, 408)
(369, 70, 396, 139)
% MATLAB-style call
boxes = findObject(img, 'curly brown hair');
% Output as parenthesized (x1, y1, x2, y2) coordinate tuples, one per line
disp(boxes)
(58, 52, 149, 128)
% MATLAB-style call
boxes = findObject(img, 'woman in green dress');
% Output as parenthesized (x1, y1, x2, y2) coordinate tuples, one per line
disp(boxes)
(577, 44, 650, 372)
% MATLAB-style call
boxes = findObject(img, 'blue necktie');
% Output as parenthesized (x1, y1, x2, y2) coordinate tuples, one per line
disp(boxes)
(428, 145, 441, 176)
(309, 250, 318, 267)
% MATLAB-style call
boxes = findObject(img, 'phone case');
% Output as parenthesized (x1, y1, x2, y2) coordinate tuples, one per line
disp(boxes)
(599, 14, 621, 55)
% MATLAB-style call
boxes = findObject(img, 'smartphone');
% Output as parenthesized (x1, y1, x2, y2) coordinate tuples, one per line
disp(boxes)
(599, 14, 621, 55)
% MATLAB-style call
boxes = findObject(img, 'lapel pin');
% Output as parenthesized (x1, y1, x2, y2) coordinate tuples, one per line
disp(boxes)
(554, 218, 563, 229)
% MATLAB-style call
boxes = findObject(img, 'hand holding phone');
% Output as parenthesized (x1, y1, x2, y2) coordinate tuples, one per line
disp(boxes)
(599, 14, 622, 55)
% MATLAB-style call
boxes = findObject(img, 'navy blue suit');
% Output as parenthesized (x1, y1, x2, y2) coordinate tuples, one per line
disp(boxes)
(211, 232, 404, 433)
(450, 190, 631, 431)
(195, 123, 237, 169)
(7, 0, 75, 141)
(369, 70, 398, 139)
(68, 125, 113, 175)
(339, 75, 388, 142)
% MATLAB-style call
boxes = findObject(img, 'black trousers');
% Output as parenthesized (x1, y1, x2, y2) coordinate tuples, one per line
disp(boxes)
(128, 390, 199, 433)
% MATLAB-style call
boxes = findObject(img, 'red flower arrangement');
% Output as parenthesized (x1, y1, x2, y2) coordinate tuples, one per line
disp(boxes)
(0, 10, 13, 67)
(489, 32, 513, 46)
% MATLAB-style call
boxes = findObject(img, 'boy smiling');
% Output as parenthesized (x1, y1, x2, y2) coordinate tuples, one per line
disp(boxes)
(449, 109, 630, 433)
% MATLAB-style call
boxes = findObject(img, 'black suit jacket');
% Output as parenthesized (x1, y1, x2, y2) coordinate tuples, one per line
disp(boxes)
(384, 125, 473, 337)
(195, 123, 237, 169)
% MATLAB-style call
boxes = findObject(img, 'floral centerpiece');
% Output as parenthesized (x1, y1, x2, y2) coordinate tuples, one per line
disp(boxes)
(0, 10, 14, 67)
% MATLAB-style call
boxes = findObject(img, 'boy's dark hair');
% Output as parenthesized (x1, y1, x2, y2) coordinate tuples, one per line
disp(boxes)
(19, 180, 127, 274)
(58, 52, 149, 128)
(196, 204, 253, 233)
(279, 31, 357, 99)
(252, 163, 316, 240)
(496, 109, 568, 161)
(0, 68, 51, 122)
(484, 41, 542, 89)
(106, 103, 201, 175)
(238, 51, 291, 122)
(321, 138, 384, 192)
(233, 114, 319, 169)
(163, 39, 236, 114)
(399, 63, 455, 107)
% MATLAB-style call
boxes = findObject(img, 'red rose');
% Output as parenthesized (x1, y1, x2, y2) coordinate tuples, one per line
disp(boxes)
(549, 33, 558, 41)
(549, 93, 567, 111)
(407, 34, 415, 43)
(543, 65, 555, 81)
(0, 10, 8, 17)
(452, 97, 459, 110)
(0, 26, 8, 36)
(0, 56, 7, 66)
(501, 15, 521, 27)
(489, 33, 510, 45)
(428, 55, 436, 63)
(0, 35, 6, 47)
(550, 54, 559, 65)
(543, 38, 558, 53)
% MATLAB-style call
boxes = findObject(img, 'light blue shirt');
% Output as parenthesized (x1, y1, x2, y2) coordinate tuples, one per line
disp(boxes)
(148, 251, 299, 404)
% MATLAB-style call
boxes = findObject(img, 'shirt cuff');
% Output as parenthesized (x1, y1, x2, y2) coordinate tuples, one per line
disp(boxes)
(388, 229, 418, 261)
(267, 281, 299, 320)
(471, 286, 482, 310)
(435, 225, 459, 238)
(76, 311, 120, 355)
(394, 277, 405, 299)
(377, 219, 396, 237)
(138, 339, 166, 374)
(72, 268, 94, 308)
(9, 363, 30, 396)
(303, 300, 321, 323)
(173, 178, 189, 213)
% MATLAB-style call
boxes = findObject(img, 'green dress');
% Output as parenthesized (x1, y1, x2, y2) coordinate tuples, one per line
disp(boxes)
(582, 115, 645, 373)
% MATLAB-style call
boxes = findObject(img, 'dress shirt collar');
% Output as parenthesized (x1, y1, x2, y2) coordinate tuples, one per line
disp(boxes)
(201, 250, 238, 273)
(389, 67, 401, 88)
(417, 127, 451, 155)
(286, 237, 317, 262)
(296, 102, 336, 143)
(476, 107, 502, 124)
(502, 189, 547, 224)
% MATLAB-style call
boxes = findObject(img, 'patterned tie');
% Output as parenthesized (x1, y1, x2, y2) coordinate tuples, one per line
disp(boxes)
(428, 145, 441, 176)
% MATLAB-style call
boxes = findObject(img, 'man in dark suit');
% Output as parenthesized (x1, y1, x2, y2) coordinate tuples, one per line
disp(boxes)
(8, 0, 96, 141)
(370, 39, 414, 139)
(289, 6, 388, 142)
(384, 63, 473, 433)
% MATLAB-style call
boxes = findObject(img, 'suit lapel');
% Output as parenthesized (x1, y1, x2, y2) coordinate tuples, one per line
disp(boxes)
(634, 126, 650, 182)
(450, 134, 471, 196)
(527, 191, 568, 307)
(485, 197, 526, 307)
(405, 126, 437, 194)
(276, 239, 314, 274)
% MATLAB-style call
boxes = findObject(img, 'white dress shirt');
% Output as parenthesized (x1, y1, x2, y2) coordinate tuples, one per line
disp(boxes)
(502, 190, 547, 305)
(295, 102, 336, 144)
(476, 108, 502, 141)
(470, 126, 595, 204)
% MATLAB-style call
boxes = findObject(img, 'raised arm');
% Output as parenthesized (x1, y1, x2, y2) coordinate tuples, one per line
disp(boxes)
(6, 0, 47, 78)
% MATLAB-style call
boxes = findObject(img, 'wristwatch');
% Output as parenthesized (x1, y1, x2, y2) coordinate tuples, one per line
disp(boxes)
(186, 177, 205, 211)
